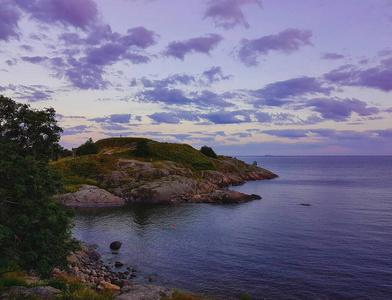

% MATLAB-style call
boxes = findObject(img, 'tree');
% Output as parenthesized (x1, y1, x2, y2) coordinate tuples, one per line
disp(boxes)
(74, 138, 98, 156)
(200, 145, 218, 159)
(132, 139, 151, 157)
(0, 95, 63, 162)
(0, 96, 79, 274)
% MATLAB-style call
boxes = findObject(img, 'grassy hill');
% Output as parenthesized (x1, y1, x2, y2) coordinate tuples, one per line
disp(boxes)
(51, 138, 215, 192)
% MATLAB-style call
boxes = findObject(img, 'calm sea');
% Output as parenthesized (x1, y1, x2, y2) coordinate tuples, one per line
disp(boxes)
(72, 156, 392, 299)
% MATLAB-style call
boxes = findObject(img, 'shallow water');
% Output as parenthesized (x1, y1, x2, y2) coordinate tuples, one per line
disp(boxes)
(72, 156, 392, 299)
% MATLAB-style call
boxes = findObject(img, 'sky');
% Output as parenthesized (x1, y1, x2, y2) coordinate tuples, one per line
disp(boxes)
(1, 0, 392, 155)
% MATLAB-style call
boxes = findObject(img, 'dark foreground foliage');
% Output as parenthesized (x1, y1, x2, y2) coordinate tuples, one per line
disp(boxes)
(0, 95, 79, 275)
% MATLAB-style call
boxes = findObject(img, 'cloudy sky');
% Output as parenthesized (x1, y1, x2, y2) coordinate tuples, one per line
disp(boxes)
(1, 0, 392, 155)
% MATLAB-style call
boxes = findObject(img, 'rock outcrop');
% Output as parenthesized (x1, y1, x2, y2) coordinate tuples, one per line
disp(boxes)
(55, 156, 277, 206)
(54, 185, 125, 207)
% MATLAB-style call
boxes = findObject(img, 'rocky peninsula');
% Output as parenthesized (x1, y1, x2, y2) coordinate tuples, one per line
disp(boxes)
(52, 138, 278, 206)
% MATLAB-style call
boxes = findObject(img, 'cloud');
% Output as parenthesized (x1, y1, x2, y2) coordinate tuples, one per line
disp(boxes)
(1, 84, 53, 102)
(192, 90, 235, 107)
(136, 66, 231, 89)
(62, 125, 91, 136)
(0, 2, 21, 41)
(324, 62, 392, 92)
(202, 110, 251, 124)
(20, 44, 34, 52)
(149, 111, 200, 124)
(140, 88, 192, 105)
(5, 59, 17, 66)
(139, 74, 196, 89)
(15, 0, 99, 29)
(304, 97, 379, 121)
(321, 52, 344, 60)
(53, 25, 158, 89)
(90, 113, 132, 124)
(238, 28, 312, 66)
(164, 34, 223, 60)
(202, 66, 232, 83)
(254, 112, 272, 123)
(138, 87, 234, 108)
(263, 129, 309, 139)
(251, 76, 333, 107)
(21, 56, 49, 64)
(203, 0, 262, 29)
(109, 114, 132, 123)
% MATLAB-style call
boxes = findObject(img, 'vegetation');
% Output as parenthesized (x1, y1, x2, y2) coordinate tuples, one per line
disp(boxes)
(149, 142, 214, 171)
(0, 96, 79, 275)
(0, 271, 115, 299)
(95, 137, 147, 150)
(50, 154, 117, 191)
(75, 138, 99, 156)
(200, 146, 218, 159)
(132, 139, 151, 157)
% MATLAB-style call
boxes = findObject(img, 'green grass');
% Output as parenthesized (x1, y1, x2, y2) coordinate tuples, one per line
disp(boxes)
(50, 154, 117, 190)
(0, 272, 29, 291)
(148, 142, 214, 171)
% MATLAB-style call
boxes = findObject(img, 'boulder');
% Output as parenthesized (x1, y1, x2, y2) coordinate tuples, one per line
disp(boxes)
(54, 185, 125, 207)
(110, 241, 122, 250)
(115, 261, 124, 268)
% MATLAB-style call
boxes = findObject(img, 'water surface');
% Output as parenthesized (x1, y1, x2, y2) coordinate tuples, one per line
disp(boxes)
(72, 156, 392, 299)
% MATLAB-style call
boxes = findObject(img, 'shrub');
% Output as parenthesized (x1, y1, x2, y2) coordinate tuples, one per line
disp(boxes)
(132, 139, 151, 157)
(74, 138, 99, 156)
(200, 146, 217, 159)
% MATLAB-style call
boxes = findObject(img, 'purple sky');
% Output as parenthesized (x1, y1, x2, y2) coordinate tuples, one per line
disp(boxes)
(1, 0, 392, 155)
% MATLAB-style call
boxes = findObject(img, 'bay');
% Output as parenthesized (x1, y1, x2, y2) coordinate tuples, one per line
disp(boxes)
(72, 156, 392, 299)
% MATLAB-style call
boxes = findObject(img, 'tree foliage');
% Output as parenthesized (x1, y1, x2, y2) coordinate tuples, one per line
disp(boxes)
(200, 145, 218, 159)
(0, 95, 79, 274)
(74, 138, 98, 156)
(132, 139, 151, 157)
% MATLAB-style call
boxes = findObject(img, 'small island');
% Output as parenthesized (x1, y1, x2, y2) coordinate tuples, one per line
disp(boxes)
(52, 137, 278, 207)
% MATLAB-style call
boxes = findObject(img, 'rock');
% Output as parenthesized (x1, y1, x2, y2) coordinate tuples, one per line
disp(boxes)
(2, 286, 61, 300)
(116, 284, 173, 300)
(54, 185, 125, 207)
(87, 249, 101, 261)
(98, 281, 121, 291)
(110, 241, 122, 250)
(115, 261, 124, 268)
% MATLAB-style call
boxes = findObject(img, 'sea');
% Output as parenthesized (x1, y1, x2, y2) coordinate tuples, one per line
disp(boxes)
(72, 156, 392, 300)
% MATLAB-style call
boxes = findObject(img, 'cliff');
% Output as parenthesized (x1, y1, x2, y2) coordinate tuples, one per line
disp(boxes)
(52, 138, 277, 206)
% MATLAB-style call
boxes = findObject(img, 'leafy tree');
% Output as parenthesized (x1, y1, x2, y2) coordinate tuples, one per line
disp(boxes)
(200, 145, 218, 159)
(0, 95, 63, 162)
(0, 95, 79, 274)
(74, 138, 98, 156)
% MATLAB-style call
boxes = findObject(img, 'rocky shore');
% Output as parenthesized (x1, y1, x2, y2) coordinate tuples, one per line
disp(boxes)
(55, 156, 277, 206)
(65, 243, 173, 299)
(1, 243, 173, 300)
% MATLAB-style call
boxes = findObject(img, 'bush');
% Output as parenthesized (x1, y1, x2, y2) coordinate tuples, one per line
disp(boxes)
(74, 138, 99, 156)
(132, 139, 151, 157)
(200, 146, 217, 159)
